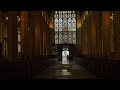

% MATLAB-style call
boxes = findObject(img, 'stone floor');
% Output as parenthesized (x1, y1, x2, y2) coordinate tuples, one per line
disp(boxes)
(34, 58, 97, 79)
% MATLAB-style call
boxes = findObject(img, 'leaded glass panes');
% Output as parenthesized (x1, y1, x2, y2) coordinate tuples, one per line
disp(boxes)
(63, 12, 67, 32)
(68, 14, 72, 31)
(68, 32, 72, 44)
(55, 18, 58, 31)
(63, 32, 67, 44)
(72, 18, 76, 31)
(54, 11, 76, 44)
(59, 32, 62, 44)
(59, 17, 62, 31)
(55, 32, 58, 44)
(73, 32, 76, 44)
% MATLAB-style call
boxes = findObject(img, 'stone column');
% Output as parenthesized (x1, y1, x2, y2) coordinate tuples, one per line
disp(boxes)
(81, 13, 88, 56)
(46, 21, 49, 55)
(84, 15, 88, 56)
(42, 16, 46, 56)
(110, 11, 114, 59)
(81, 18, 85, 55)
(28, 11, 35, 61)
(89, 11, 97, 58)
(81, 17, 84, 56)
(7, 11, 18, 62)
(39, 12, 43, 55)
(40, 12, 44, 56)
(0, 12, 2, 43)
(118, 12, 120, 59)
(34, 11, 41, 57)
(102, 11, 111, 59)
(95, 11, 102, 59)
(87, 11, 91, 58)
(44, 18, 47, 56)
(0, 12, 3, 58)
(85, 12, 90, 58)
(113, 11, 119, 60)
(20, 11, 29, 61)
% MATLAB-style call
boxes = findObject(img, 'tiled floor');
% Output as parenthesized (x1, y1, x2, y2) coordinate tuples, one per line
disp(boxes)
(34, 58, 97, 79)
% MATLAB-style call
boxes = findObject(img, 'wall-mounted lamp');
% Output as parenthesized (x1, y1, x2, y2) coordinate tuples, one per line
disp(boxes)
(84, 16, 85, 20)
(17, 16, 19, 19)
(44, 16, 46, 21)
(6, 17, 8, 20)
(42, 11, 44, 16)
(112, 13, 113, 16)
(110, 16, 113, 20)
(86, 11, 88, 16)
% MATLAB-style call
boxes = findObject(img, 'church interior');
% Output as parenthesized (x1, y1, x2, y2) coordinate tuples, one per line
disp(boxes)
(0, 11, 120, 80)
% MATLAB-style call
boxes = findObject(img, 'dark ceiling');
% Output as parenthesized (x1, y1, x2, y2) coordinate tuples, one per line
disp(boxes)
(46, 11, 84, 19)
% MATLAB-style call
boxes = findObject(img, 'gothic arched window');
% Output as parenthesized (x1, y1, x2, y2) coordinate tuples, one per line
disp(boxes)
(54, 11, 76, 44)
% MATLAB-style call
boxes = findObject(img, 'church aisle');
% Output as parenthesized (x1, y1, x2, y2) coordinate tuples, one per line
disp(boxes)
(33, 58, 97, 79)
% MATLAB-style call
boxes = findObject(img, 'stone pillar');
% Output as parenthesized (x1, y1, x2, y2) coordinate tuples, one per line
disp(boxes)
(28, 11, 35, 61)
(49, 11, 54, 56)
(46, 21, 49, 55)
(7, 11, 18, 62)
(44, 18, 47, 56)
(118, 12, 120, 59)
(0, 12, 3, 58)
(40, 12, 43, 55)
(20, 11, 29, 61)
(75, 11, 81, 56)
(95, 11, 102, 59)
(87, 11, 91, 58)
(43, 31, 46, 56)
(81, 13, 88, 56)
(0, 12, 2, 43)
(84, 15, 88, 56)
(110, 11, 114, 59)
(42, 16, 46, 56)
(81, 17, 84, 56)
(85, 12, 90, 58)
(81, 18, 84, 55)
(89, 11, 97, 58)
(102, 11, 111, 59)
(113, 11, 119, 60)
(40, 12, 43, 56)
(34, 12, 41, 57)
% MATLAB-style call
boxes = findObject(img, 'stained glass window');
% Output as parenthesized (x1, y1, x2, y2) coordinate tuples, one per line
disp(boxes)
(54, 11, 76, 44)
(68, 32, 72, 44)
(55, 18, 58, 31)
(59, 32, 62, 44)
(68, 14, 72, 31)
(55, 32, 58, 44)
(73, 32, 76, 44)
(63, 32, 67, 44)
(59, 14, 62, 31)
(63, 12, 67, 32)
